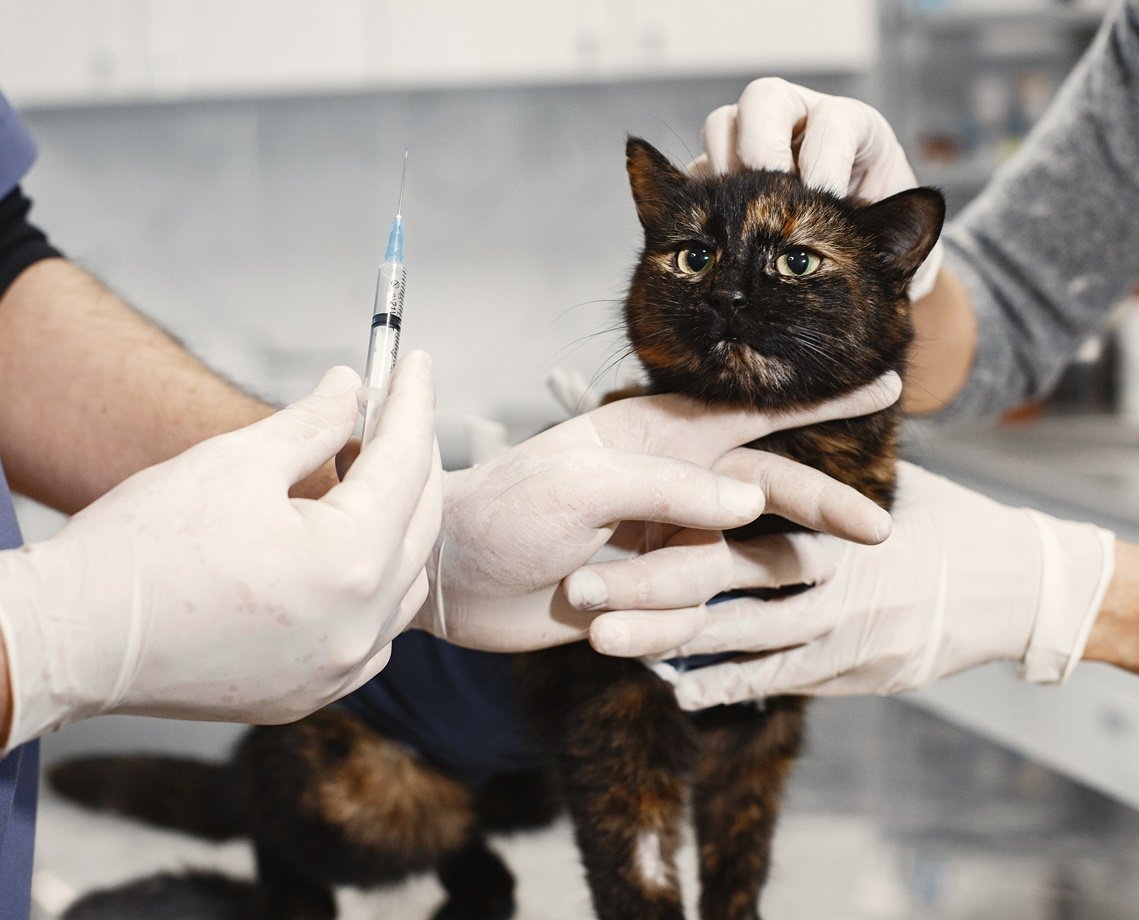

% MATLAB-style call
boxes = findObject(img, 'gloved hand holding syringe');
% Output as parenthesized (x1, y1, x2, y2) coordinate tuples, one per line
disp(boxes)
(361, 151, 409, 444)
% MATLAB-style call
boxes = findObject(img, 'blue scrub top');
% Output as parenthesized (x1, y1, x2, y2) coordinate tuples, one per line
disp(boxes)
(0, 92, 39, 920)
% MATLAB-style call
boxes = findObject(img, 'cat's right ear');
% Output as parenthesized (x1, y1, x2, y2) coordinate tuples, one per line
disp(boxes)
(627, 137, 690, 229)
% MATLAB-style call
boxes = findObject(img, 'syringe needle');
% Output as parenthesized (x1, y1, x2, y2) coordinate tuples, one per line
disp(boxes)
(396, 149, 408, 217)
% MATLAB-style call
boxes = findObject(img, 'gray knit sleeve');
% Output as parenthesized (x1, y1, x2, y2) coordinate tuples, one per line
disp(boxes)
(934, 0, 1139, 421)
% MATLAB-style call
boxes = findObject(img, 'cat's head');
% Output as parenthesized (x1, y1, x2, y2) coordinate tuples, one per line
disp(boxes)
(624, 137, 945, 410)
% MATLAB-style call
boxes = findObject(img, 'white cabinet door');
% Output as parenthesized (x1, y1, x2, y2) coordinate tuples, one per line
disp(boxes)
(360, 0, 610, 87)
(617, 0, 878, 77)
(1, 0, 878, 106)
(0, 0, 150, 105)
(145, 0, 368, 97)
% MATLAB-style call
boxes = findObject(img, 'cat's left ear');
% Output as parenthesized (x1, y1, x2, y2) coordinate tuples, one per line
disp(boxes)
(854, 187, 946, 287)
(626, 137, 691, 229)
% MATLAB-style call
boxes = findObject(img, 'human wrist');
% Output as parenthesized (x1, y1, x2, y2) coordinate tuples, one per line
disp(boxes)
(0, 537, 126, 749)
(0, 609, 13, 751)
(0, 544, 69, 749)
(1083, 541, 1139, 674)
(1019, 514, 1115, 684)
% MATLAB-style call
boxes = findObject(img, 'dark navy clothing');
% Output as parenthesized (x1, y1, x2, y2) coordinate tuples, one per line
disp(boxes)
(338, 599, 746, 790)
(0, 92, 38, 920)
(338, 631, 550, 788)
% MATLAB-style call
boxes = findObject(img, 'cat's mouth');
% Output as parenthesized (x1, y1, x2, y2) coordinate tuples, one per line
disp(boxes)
(710, 339, 796, 393)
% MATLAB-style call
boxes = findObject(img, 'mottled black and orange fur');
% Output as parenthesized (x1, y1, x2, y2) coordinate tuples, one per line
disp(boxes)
(50, 138, 943, 920)
(510, 140, 942, 919)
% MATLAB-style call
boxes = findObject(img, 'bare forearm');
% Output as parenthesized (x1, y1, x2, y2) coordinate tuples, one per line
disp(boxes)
(0, 259, 337, 511)
(903, 266, 978, 415)
(1084, 541, 1139, 674)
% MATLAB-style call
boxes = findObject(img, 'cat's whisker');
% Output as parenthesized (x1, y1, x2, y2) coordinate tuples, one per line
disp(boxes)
(549, 297, 626, 325)
(541, 325, 629, 370)
(589, 345, 640, 395)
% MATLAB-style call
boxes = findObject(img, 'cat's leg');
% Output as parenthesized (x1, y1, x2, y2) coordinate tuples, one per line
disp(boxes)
(251, 839, 337, 920)
(690, 697, 806, 920)
(474, 768, 562, 833)
(517, 645, 696, 920)
(432, 834, 516, 920)
(238, 709, 487, 919)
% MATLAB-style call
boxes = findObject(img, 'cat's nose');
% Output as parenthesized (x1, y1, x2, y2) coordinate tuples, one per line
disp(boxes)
(710, 289, 747, 316)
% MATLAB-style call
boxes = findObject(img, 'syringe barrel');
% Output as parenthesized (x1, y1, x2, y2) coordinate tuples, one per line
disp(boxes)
(373, 260, 406, 321)
(361, 260, 407, 444)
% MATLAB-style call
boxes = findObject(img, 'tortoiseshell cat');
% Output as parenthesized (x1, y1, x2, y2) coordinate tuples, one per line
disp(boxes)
(50, 137, 943, 920)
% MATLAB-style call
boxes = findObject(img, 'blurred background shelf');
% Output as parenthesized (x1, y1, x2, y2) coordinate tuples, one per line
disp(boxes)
(878, 0, 1104, 214)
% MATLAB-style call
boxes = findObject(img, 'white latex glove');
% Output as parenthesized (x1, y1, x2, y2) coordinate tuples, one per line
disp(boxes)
(411, 373, 902, 654)
(694, 77, 943, 301)
(666, 462, 1115, 711)
(0, 354, 441, 751)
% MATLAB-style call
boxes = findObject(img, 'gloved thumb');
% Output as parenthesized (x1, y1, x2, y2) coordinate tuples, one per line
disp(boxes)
(244, 365, 362, 486)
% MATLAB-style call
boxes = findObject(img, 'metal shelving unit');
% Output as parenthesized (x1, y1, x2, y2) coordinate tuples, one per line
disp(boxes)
(876, 0, 1104, 215)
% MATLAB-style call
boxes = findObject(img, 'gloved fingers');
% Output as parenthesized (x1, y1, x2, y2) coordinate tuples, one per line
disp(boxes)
(589, 605, 709, 658)
(790, 94, 888, 196)
(335, 642, 395, 700)
(714, 450, 890, 544)
(566, 528, 839, 615)
(793, 95, 866, 196)
(731, 531, 845, 592)
(590, 371, 900, 465)
(394, 438, 445, 584)
(238, 365, 361, 488)
(733, 77, 821, 173)
(565, 531, 733, 612)
(584, 451, 776, 531)
(393, 567, 432, 637)
(764, 371, 902, 438)
(325, 351, 437, 534)
(655, 580, 841, 660)
(701, 103, 742, 174)
(672, 646, 838, 710)
(330, 567, 425, 703)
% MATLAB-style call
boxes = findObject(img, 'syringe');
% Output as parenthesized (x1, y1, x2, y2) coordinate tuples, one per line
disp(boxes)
(361, 152, 408, 445)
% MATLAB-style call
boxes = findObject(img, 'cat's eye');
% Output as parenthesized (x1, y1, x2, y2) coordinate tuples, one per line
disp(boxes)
(676, 245, 716, 276)
(774, 248, 822, 278)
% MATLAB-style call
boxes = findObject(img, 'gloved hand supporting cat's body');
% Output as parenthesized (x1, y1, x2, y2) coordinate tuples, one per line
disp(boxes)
(413, 374, 902, 655)
(661, 462, 1115, 709)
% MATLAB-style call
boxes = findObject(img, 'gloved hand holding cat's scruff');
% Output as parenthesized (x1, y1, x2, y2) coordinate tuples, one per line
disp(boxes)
(696, 77, 943, 301)
(664, 462, 1115, 710)
(412, 373, 901, 655)
(0, 356, 441, 752)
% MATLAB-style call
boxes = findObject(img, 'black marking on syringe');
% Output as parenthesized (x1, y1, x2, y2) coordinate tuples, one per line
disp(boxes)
(371, 313, 403, 330)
